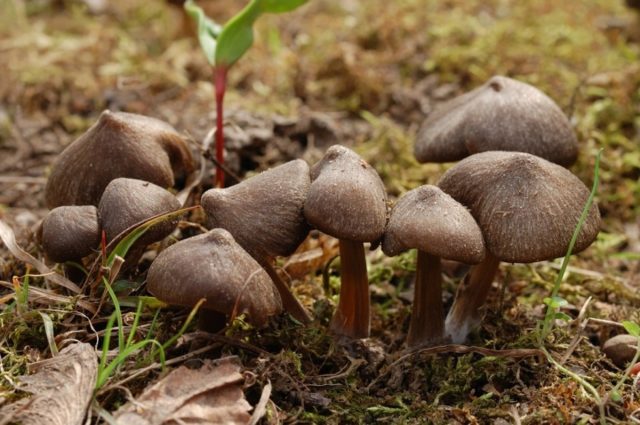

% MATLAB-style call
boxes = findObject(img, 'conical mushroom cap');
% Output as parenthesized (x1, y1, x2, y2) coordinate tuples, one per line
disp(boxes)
(437, 151, 601, 263)
(382, 185, 485, 263)
(415, 76, 578, 166)
(201, 159, 310, 260)
(304, 145, 387, 242)
(45, 110, 194, 208)
(147, 229, 283, 327)
(40, 205, 100, 263)
(98, 178, 181, 245)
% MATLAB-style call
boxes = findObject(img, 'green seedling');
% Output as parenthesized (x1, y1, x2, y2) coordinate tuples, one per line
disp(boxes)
(184, 0, 308, 187)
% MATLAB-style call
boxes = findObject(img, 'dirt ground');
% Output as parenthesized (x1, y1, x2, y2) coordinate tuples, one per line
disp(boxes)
(1, 0, 640, 423)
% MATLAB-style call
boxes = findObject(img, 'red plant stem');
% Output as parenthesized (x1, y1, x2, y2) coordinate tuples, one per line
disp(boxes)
(214, 65, 228, 188)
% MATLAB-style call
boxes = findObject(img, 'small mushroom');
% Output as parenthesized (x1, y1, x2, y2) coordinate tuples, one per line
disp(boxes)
(603, 334, 640, 368)
(304, 145, 388, 338)
(39, 205, 101, 263)
(437, 151, 601, 343)
(45, 110, 194, 208)
(415, 76, 578, 166)
(147, 229, 283, 327)
(201, 159, 312, 323)
(98, 178, 181, 259)
(382, 185, 485, 347)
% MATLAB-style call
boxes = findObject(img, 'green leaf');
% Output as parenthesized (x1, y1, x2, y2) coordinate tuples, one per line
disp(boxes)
(622, 321, 640, 338)
(543, 296, 568, 309)
(215, 0, 307, 67)
(553, 312, 572, 322)
(184, 0, 222, 65)
(260, 0, 308, 13)
(214, 1, 261, 67)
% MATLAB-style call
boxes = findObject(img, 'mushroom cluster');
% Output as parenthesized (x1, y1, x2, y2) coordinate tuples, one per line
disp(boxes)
(39, 177, 182, 265)
(42, 75, 601, 345)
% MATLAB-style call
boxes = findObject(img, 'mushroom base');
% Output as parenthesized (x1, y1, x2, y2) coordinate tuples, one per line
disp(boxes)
(445, 252, 500, 343)
(330, 239, 370, 339)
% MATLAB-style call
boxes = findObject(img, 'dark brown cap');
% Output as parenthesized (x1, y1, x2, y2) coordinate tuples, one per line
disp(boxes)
(98, 178, 181, 245)
(304, 145, 387, 242)
(40, 205, 100, 263)
(415, 76, 578, 166)
(201, 159, 310, 260)
(437, 151, 600, 263)
(147, 229, 283, 327)
(382, 185, 485, 263)
(45, 110, 194, 208)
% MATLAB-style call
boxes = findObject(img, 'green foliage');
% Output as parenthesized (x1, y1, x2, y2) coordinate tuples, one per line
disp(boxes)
(184, 0, 308, 68)
(184, 0, 221, 66)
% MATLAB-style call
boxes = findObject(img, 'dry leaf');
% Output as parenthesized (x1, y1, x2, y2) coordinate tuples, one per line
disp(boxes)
(0, 342, 98, 425)
(115, 357, 257, 425)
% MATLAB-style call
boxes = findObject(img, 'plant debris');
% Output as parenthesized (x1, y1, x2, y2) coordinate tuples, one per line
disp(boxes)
(0, 342, 97, 425)
(114, 357, 255, 425)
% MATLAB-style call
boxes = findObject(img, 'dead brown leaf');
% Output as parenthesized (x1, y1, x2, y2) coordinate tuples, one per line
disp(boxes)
(0, 342, 97, 425)
(114, 357, 258, 425)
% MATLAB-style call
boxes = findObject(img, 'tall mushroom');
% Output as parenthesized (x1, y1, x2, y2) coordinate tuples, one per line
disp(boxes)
(201, 159, 312, 323)
(39, 205, 101, 263)
(381, 185, 485, 347)
(304, 145, 388, 339)
(147, 229, 282, 327)
(45, 110, 194, 208)
(414, 76, 578, 167)
(437, 151, 601, 343)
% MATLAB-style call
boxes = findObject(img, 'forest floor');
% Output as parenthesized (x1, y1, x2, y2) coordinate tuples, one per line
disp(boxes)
(1, 0, 640, 423)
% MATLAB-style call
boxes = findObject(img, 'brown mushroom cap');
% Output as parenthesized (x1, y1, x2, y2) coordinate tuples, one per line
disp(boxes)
(415, 76, 578, 166)
(602, 334, 639, 367)
(147, 229, 283, 327)
(201, 159, 310, 260)
(304, 145, 387, 242)
(45, 110, 194, 208)
(98, 178, 181, 245)
(40, 205, 100, 263)
(437, 151, 601, 263)
(382, 185, 485, 263)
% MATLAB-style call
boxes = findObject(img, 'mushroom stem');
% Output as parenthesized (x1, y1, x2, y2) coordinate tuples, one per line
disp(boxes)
(330, 238, 370, 338)
(262, 261, 312, 324)
(445, 251, 501, 343)
(406, 251, 445, 347)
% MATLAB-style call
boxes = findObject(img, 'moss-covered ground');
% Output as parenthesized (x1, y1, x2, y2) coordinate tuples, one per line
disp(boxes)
(1, 0, 639, 423)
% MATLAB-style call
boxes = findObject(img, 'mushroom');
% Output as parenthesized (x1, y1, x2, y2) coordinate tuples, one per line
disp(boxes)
(381, 185, 485, 347)
(147, 229, 283, 327)
(603, 334, 640, 368)
(201, 159, 312, 323)
(39, 205, 101, 263)
(415, 76, 578, 167)
(98, 178, 181, 260)
(437, 151, 601, 343)
(45, 110, 194, 209)
(304, 145, 388, 338)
